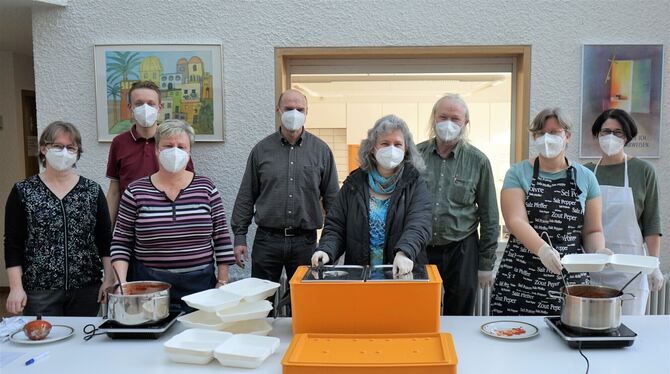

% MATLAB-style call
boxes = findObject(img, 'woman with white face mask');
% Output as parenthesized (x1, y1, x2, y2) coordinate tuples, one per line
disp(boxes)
(4, 121, 114, 316)
(311, 115, 432, 277)
(110, 120, 234, 312)
(585, 109, 664, 315)
(491, 108, 609, 316)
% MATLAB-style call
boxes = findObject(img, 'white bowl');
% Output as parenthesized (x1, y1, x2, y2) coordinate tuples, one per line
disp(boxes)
(215, 300, 272, 323)
(609, 254, 659, 274)
(219, 278, 280, 302)
(219, 319, 273, 336)
(177, 310, 228, 330)
(213, 334, 280, 368)
(181, 288, 242, 312)
(561, 254, 610, 273)
(163, 329, 233, 364)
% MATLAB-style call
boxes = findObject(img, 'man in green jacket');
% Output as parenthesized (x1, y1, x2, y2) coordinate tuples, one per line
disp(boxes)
(417, 94, 499, 315)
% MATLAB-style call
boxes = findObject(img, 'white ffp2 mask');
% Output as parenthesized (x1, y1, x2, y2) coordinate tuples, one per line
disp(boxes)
(159, 147, 190, 173)
(133, 104, 158, 128)
(46, 148, 77, 171)
(533, 133, 564, 159)
(281, 109, 305, 131)
(436, 120, 462, 142)
(375, 146, 405, 169)
(598, 134, 625, 156)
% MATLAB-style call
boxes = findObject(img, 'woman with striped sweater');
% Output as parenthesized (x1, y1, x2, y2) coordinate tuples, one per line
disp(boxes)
(111, 120, 234, 312)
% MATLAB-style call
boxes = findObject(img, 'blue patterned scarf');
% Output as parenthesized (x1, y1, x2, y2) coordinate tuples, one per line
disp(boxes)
(368, 165, 403, 195)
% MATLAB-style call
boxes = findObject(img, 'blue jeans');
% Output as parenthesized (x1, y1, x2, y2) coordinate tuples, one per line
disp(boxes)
(132, 261, 216, 313)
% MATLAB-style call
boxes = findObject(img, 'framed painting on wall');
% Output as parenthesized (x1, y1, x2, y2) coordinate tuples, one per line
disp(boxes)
(94, 44, 224, 142)
(580, 44, 663, 158)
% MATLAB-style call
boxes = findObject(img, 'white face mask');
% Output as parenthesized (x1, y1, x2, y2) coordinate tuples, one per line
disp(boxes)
(436, 120, 462, 142)
(45, 148, 77, 171)
(598, 134, 625, 156)
(281, 109, 305, 131)
(159, 147, 190, 173)
(533, 133, 565, 159)
(133, 104, 159, 128)
(375, 146, 405, 170)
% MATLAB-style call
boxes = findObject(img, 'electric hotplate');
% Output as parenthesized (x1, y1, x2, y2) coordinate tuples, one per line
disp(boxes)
(544, 316, 636, 348)
(86, 311, 182, 340)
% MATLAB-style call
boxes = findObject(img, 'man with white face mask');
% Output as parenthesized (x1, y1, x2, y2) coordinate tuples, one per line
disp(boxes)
(232, 89, 339, 300)
(105, 80, 193, 225)
(585, 109, 664, 315)
(416, 94, 499, 315)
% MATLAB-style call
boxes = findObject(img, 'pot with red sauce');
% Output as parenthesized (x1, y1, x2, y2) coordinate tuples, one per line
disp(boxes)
(105, 281, 171, 326)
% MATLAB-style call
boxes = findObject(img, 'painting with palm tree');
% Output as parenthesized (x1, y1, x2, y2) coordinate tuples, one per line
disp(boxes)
(95, 44, 224, 141)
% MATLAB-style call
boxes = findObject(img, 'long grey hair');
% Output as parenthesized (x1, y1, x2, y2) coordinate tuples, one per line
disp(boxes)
(358, 114, 426, 172)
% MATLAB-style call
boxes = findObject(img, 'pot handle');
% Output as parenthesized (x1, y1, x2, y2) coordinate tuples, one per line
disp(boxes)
(621, 293, 636, 302)
(548, 290, 564, 300)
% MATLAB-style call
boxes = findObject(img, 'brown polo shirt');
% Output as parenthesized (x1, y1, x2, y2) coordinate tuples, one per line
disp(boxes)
(106, 125, 194, 193)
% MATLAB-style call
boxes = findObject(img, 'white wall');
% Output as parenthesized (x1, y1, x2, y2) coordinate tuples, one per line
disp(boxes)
(0, 51, 35, 287)
(28, 0, 670, 273)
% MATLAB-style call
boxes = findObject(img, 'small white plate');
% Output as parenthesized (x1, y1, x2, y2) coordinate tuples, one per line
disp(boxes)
(480, 321, 538, 340)
(9, 325, 75, 344)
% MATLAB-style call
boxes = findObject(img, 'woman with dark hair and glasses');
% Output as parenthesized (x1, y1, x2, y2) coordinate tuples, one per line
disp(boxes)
(4, 121, 114, 316)
(585, 109, 663, 315)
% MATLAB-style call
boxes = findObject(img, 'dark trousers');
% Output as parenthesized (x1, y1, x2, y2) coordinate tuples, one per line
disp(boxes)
(25, 284, 101, 316)
(132, 261, 216, 313)
(427, 232, 479, 315)
(251, 228, 316, 284)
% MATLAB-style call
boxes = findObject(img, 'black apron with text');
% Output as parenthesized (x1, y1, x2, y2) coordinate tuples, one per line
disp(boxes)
(490, 158, 588, 315)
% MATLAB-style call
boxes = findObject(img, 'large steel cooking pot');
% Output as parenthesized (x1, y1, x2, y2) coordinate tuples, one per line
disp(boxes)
(105, 281, 171, 326)
(549, 284, 634, 332)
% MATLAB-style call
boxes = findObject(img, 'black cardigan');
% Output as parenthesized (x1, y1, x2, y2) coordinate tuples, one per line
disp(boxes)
(317, 163, 432, 265)
(4, 175, 111, 291)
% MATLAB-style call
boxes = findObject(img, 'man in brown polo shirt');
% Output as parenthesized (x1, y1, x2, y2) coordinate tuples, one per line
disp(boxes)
(105, 80, 193, 223)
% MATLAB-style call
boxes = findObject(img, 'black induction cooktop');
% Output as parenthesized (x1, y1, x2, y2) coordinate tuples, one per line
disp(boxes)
(544, 316, 636, 348)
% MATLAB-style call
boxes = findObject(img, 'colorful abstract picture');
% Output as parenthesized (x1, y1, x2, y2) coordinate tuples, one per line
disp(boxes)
(95, 44, 224, 141)
(580, 44, 663, 158)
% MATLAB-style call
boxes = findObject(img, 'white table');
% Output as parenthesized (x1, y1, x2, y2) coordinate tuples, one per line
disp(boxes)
(1, 315, 668, 373)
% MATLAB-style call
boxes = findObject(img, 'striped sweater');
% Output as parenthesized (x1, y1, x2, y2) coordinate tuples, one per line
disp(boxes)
(110, 175, 234, 270)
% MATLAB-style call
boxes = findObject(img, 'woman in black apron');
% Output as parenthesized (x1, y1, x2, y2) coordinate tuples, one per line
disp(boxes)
(491, 108, 608, 316)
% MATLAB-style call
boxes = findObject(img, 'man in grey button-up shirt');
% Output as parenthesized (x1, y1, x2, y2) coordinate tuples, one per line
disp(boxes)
(231, 89, 339, 286)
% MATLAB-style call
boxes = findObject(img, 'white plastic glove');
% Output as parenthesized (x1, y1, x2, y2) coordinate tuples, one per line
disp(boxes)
(393, 251, 413, 276)
(478, 270, 495, 289)
(311, 251, 330, 267)
(537, 243, 563, 275)
(648, 268, 664, 292)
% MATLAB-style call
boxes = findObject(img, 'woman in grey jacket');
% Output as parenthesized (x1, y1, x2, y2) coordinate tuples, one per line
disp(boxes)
(312, 115, 432, 276)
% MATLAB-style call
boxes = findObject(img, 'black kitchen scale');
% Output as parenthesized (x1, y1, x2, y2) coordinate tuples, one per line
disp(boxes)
(85, 311, 182, 340)
(544, 317, 636, 348)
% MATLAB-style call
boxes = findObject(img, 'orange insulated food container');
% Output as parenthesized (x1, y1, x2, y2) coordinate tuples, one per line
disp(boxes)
(290, 265, 442, 334)
(282, 332, 458, 374)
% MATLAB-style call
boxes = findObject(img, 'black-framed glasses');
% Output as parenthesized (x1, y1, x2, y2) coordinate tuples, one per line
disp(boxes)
(599, 129, 626, 138)
(46, 143, 78, 154)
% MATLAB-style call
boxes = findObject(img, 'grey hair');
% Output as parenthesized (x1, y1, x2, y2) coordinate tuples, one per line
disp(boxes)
(358, 114, 426, 172)
(427, 94, 470, 139)
(529, 107, 573, 134)
(155, 119, 196, 147)
(39, 121, 83, 167)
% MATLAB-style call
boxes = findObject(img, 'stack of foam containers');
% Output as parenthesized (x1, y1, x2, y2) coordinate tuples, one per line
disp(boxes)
(165, 278, 280, 367)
